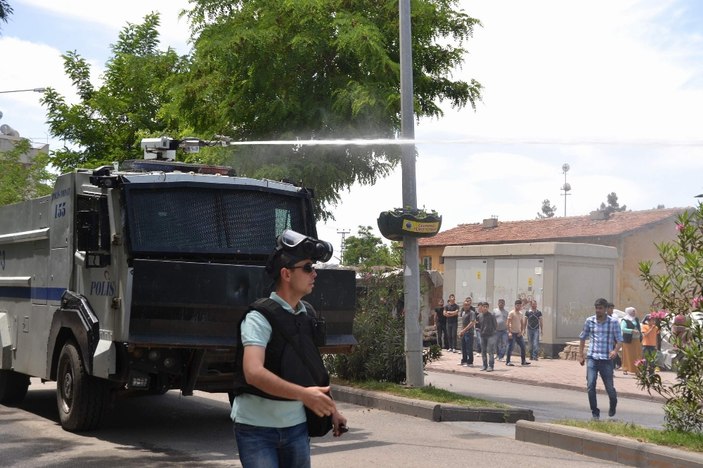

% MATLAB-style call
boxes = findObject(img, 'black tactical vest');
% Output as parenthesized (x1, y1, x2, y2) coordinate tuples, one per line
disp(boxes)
(232, 298, 329, 401)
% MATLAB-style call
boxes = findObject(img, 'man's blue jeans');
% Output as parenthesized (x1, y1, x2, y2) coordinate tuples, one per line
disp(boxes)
(234, 421, 310, 468)
(461, 331, 474, 364)
(506, 333, 527, 364)
(527, 328, 540, 360)
(495, 330, 508, 359)
(586, 358, 617, 418)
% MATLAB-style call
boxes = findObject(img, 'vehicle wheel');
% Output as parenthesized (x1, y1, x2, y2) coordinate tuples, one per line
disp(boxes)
(56, 341, 109, 432)
(0, 369, 30, 404)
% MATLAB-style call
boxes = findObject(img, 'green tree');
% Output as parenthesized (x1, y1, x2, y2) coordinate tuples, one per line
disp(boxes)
(342, 225, 400, 267)
(0, 140, 55, 205)
(42, 13, 184, 172)
(536, 199, 556, 219)
(178, 0, 482, 219)
(42, 4, 482, 222)
(0, 0, 12, 27)
(638, 205, 703, 433)
(597, 192, 627, 216)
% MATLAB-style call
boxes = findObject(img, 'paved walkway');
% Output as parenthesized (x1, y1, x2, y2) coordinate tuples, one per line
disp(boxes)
(424, 350, 676, 402)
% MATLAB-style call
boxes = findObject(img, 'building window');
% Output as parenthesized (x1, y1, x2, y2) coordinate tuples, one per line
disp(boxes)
(422, 256, 432, 270)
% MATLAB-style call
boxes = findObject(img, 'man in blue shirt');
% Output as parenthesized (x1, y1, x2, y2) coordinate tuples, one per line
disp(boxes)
(578, 298, 623, 420)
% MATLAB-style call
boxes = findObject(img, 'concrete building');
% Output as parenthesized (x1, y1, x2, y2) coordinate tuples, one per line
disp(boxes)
(0, 122, 49, 165)
(419, 208, 687, 356)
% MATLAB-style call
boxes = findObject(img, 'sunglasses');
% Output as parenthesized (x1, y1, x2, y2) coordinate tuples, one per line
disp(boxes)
(288, 263, 315, 273)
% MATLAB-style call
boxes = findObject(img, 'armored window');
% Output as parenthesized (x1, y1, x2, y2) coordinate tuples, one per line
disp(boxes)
(124, 183, 310, 257)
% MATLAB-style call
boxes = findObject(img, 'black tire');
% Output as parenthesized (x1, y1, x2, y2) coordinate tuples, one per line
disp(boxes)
(0, 370, 30, 404)
(56, 341, 109, 432)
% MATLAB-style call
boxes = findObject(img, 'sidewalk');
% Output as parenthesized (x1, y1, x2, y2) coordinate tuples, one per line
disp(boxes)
(424, 350, 676, 402)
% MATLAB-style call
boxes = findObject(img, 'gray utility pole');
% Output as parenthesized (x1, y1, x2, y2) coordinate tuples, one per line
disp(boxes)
(336, 228, 351, 264)
(399, 0, 424, 387)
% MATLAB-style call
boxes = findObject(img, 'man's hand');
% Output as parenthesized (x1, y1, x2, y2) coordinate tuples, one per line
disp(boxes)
(609, 349, 619, 360)
(300, 386, 336, 417)
(332, 410, 348, 437)
(579, 355, 585, 366)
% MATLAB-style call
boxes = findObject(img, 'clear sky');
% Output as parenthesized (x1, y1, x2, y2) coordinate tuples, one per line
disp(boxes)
(2, 0, 702, 262)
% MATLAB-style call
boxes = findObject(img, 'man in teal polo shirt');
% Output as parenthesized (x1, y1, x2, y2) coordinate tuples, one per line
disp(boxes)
(231, 230, 347, 467)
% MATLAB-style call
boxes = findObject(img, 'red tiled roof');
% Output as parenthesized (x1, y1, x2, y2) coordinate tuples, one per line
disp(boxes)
(418, 208, 688, 247)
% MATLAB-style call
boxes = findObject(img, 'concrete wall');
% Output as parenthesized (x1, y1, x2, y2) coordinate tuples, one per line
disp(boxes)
(442, 242, 618, 357)
(619, 222, 676, 313)
(559, 222, 678, 314)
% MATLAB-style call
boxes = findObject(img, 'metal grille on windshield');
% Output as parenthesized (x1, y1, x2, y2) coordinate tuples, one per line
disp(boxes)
(124, 184, 307, 256)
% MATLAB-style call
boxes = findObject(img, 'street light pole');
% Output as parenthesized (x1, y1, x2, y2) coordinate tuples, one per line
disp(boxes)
(0, 88, 46, 94)
(399, 0, 424, 387)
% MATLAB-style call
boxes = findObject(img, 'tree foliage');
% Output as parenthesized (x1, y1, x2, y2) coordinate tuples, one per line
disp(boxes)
(176, 0, 482, 219)
(42, 3, 482, 221)
(0, 140, 55, 205)
(597, 192, 627, 216)
(0, 0, 12, 27)
(342, 225, 401, 267)
(42, 13, 184, 172)
(638, 205, 703, 433)
(536, 198, 556, 219)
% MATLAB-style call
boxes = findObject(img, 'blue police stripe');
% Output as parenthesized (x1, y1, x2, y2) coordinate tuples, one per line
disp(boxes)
(0, 286, 65, 301)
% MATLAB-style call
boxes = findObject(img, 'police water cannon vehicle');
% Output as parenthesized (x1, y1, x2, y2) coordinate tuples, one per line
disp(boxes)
(0, 137, 356, 431)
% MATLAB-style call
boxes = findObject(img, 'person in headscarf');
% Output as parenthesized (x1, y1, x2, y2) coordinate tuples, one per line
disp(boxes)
(620, 307, 643, 375)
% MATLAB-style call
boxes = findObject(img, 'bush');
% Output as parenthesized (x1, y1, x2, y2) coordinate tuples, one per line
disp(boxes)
(638, 204, 703, 433)
(325, 269, 439, 384)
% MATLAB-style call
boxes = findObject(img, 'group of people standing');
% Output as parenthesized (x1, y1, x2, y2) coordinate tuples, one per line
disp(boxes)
(605, 302, 661, 376)
(434, 295, 544, 371)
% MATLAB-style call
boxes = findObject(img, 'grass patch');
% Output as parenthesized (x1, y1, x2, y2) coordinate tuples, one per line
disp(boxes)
(332, 378, 507, 409)
(556, 419, 703, 453)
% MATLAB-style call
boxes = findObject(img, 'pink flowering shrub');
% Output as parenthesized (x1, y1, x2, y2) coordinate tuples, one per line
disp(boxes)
(639, 204, 703, 433)
(650, 310, 668, 321)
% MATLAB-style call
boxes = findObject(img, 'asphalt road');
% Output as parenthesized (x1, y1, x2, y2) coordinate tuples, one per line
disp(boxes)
(0, 377, 628, 467)
(424, 370, 666, 431)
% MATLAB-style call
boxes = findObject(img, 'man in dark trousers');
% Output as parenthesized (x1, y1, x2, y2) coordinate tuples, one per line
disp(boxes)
(444, 294, 460, 353)
(231, 230, 347, 467)
(478, 302, 498, 372)
(434, 298, 447, 349)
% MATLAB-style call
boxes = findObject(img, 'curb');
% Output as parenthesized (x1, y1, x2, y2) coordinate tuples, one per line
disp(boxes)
(426, 366, 666, 403)
(333, 385, 534, 423)
(516, 420, 703, 467)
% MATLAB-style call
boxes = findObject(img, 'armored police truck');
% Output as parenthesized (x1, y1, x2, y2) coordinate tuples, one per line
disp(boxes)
(0, 137, 356, 431)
